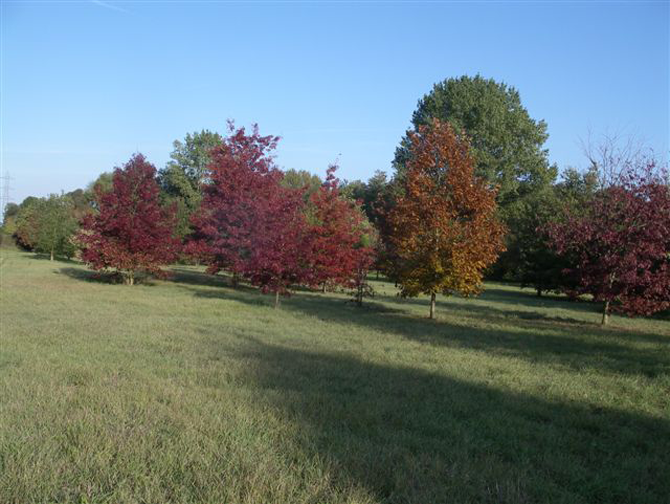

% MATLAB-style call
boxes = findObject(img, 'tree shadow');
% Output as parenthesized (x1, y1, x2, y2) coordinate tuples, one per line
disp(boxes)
(27, 253, 78, 264)
(377, 285, 599, 316)
(58, 267, 157, 285)
(374, 288, 669, 344)
(213, 337, 670, 503)
(59, 267, 117, 284)
(187, 286, 670, 378)
(169, 267, 233, 289)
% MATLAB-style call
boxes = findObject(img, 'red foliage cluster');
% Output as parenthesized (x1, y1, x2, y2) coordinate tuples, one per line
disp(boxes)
(548, 161, 670, 322)
(307, 165, 375, 292)
(78, 154, 181, 284)
(188, 124, 374, 304)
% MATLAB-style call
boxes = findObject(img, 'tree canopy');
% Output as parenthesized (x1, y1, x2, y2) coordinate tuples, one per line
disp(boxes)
(548, 159, 670, 323)
(79, 154, 180, 284)
(387, 119, 506, 318)
(394, 75, 557, 216)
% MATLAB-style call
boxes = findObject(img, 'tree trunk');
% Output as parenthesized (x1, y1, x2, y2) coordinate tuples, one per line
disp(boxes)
(429, 293, 436, 319)
(321, 283, 326, 293)
(601, 300, 610, 325)
(126, 271, 135, 286)
(536, 287, 542, 297)
(50, 249, 54, 261)
(274, 290, 280, 309)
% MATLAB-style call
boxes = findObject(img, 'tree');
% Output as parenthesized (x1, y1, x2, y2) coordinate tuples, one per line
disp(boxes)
(510, 166, 599, 296)
(307, 166, 376, 295)
(394, 75, 557, 212)
(340, 170, 391, 224)
(280, 169, 322, 201)
(188, 124, 312, 306)
(387, 119, 506, 319)
(33, 194, 78, 260)
(394, 76, 557, 281)
(1, 202, 19, 235)
(505, 187, 568, 296)
(159, 130, 223, 237)
(13, 197, 42, 250)
(78, 154, 180, 284)
(548, 159, 670, 324)
(242, 180, 311, 307)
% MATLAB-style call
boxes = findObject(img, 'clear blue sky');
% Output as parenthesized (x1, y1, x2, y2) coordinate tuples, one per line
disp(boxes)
(2, 1, 668, 206)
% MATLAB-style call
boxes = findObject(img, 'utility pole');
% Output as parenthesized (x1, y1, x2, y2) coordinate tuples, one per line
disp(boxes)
(0, 171, 12, 215)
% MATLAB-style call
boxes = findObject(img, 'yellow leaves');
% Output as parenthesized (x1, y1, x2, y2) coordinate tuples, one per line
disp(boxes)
(389, 119, 505, 299)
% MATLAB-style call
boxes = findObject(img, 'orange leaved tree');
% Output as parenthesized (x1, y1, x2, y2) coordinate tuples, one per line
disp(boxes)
(387, 119, 505, 318)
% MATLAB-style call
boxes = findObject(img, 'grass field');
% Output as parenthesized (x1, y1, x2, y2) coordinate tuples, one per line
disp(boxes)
(0, 248, 668, 504)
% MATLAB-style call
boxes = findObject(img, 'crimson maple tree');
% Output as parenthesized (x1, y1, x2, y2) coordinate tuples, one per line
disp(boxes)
(187, 123, 312, 306)
(386, 119, 506, 318)
(78, 154, 180, 284)
(548, 160, 670, 324)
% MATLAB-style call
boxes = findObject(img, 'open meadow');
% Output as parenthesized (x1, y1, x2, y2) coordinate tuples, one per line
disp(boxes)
(1, 248, 669, 504)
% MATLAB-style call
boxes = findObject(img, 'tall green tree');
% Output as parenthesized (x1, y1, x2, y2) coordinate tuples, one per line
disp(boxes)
(394, 75, 557, 219)
(159, 130, 223, 237)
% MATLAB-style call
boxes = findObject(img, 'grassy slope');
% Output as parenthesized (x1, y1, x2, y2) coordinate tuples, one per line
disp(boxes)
(0, 249, 668, 504)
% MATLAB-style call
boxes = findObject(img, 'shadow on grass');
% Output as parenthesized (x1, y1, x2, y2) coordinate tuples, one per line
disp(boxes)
(59, 267, 116, 284)
(28, 253, 78, 263)
(182, 279, 669, 378)
(169, 267, 232, 289)
(378, 285, 599, 317)
(59, 267, 153, 285)
(217, 337, 670, 503)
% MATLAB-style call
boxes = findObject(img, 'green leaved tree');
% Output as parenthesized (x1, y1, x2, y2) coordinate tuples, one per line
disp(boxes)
(394, 75, 557, 216)
(34, 194, 78, 261)
(159, 130, 224, 237)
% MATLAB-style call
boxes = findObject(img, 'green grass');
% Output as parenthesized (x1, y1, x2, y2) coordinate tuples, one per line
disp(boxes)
(1, 249, 668, 504)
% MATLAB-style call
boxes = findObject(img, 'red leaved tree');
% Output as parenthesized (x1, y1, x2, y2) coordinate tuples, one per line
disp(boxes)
(242, 182, 311, 306)
(187, 123, 312, 306)
(307, 165, 376, 300)
(548, 159, 670, 324)
(386, 119, 506, 319)
(78, 154, 180, 284)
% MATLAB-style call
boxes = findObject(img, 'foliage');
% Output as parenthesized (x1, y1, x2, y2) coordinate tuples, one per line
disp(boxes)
(307, 165, 376, 299)
(394, 75, 557, 213)
(86, 172, 114, 196)
(12, 197, 41, 250)
(188, 124, 312, 305)
(159, 130, 223, 238)
(503, 188, 566, 295)
(387, 119, 506, 318)
(1, 202, 19, 235)
(339, 170, 390, 223)
(2, 202, 19, 224)
(393, 75, 558, 281)
(548, 160, 670, 323)
(33, 194, 79, 260)
(78, 154, 180, 284)
(280, 169, 322, 201)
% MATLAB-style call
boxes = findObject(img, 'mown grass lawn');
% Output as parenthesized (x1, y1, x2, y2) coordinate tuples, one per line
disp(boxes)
(0, 248, 668, 504)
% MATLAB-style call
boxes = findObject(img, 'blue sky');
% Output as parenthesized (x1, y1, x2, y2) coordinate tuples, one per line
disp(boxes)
(2, 1, 668, 205)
